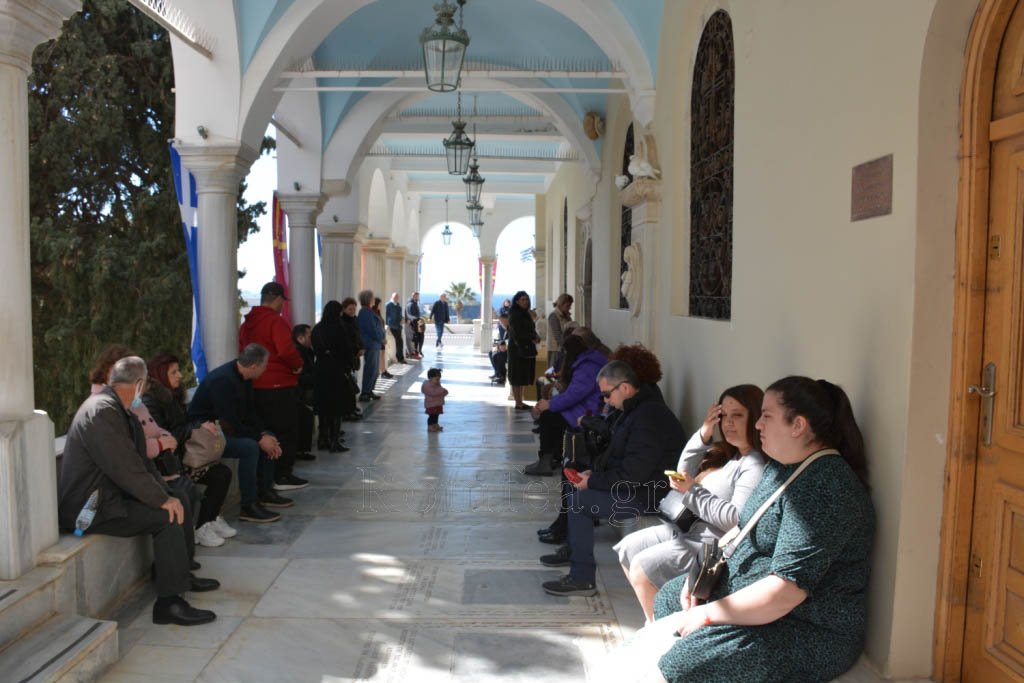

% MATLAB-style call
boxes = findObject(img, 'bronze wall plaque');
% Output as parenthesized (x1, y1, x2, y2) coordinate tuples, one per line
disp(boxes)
(851, 154, 893, 221)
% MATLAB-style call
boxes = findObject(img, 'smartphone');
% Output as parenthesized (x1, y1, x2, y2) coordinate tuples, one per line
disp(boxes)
(664, 470, 687, 481)
(564, 468, 583, 484)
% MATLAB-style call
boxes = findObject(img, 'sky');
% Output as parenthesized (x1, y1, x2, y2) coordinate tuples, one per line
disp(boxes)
(238, 128, 536, 304)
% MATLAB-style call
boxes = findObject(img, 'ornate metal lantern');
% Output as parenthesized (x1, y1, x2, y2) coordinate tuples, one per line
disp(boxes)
(463, 156, 484, 204)
(443, 92, 474, 175)
(420, 0, 469, 93)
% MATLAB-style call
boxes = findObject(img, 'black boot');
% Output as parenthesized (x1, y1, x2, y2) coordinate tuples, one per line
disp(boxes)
(524, 451, 555, 476)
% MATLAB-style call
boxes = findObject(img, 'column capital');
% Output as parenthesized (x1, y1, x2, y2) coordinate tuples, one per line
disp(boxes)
(0, 0, 80, 72)
(362, 238, 391, 254)
(387, 246, 408, 260)
(174, 142, 259, 194)
(405, 252, 421, 265)
(277, 192, 326, 228)
(479, 255, 496, 264)
(319, 222, 367, 244)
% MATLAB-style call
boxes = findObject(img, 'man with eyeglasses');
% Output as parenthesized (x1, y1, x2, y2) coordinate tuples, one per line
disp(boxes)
(542, 360, 685, 597)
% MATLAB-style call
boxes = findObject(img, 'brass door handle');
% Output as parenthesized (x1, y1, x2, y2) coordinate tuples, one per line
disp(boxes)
(967, 384, 995, 398)
(969, 362, 997, 446)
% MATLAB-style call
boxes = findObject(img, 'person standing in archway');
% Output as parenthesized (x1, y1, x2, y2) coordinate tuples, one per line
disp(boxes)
(433, 293, 451, 349)
(405, 291, 423, 359)
(508, 290, 540, 410)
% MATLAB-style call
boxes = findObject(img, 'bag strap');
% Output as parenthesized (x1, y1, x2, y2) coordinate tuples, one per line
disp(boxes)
(721, 448, 839, 559)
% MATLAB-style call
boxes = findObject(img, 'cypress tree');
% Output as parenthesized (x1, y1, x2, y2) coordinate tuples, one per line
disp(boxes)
(28, 0, 266, 432)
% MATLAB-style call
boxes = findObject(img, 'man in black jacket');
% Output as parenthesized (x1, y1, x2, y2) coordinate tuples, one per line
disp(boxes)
(405, 291, 422, 358)
(59, 356, 220, 626)
(542, 360, 685, 597)
(188, 344, 285, 523)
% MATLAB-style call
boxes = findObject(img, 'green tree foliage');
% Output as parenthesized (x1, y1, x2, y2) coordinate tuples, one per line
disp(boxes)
(443, 282, 478, 322)
(28, 0, 266, 432)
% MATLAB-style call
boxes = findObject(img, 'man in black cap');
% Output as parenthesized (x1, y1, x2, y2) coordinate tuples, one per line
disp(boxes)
(238, 281, 309, 492)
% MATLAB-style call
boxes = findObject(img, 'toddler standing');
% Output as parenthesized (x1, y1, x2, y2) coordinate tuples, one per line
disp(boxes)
(421, 368, 448, 432)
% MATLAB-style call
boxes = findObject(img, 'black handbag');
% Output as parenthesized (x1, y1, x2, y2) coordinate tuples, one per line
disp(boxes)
(689, 449, 837, 601)
(657, 491, 697, 532)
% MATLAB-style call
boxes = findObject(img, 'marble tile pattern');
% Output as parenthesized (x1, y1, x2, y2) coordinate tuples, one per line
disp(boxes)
(96, 346, 894, 683)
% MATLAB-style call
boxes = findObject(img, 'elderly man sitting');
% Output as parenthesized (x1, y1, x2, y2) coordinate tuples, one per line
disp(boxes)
(58, 356, 220, 626)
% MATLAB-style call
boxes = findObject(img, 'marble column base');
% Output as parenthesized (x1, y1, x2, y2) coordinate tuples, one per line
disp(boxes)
(0, 412, 58, 579)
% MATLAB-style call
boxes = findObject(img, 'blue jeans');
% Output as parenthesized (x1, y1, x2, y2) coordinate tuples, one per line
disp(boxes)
(435, 322, 445, 345)
(361, 349, 380, 396)
(222, 436, 273, 505)
(567, 486, 645, 582)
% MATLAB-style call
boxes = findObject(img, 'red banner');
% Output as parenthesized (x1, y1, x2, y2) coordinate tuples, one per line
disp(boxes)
(271, 193, 292, 325)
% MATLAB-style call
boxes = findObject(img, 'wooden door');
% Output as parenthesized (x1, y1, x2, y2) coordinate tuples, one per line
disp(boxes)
(964, 2, 1024, 679)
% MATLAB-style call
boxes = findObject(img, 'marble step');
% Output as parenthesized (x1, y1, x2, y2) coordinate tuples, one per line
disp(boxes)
(0, 613, 117, 683)
(0, 565, 67, 653)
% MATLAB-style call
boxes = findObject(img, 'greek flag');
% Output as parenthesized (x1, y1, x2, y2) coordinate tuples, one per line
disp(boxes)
(520, 246, 535, 263)
(169, 145, 208, 381)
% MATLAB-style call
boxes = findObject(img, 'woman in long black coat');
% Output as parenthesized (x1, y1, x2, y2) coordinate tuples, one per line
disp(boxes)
(507, 290, 540, 410)
(311, 300, 354, 451)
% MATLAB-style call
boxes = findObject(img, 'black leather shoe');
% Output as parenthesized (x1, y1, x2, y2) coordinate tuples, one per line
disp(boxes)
(296, 452, 316, 461)
(538, 530, 567, 545)
(524, 459, 554, 476)
(258, 490, 294, 508)
(152, 597, 217, 626)
(190, 560, 201, 571)
(189, 574, 220, 592)
(329, 442, 351, 453)
(238, 503, 281, 523)
(540, 544, 571, 567)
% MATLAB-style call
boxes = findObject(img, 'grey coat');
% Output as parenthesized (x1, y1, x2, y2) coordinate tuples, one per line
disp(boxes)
(58, 386, 169, 530)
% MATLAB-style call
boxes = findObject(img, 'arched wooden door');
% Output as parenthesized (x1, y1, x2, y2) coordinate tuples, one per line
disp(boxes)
(960, 1, 1024, 679)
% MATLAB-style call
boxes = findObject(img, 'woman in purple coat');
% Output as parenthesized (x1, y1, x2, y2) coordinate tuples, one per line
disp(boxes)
(525, 335, 606, 476)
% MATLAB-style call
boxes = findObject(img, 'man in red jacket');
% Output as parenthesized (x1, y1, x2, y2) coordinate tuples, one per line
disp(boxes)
(239, 282, 309, 491)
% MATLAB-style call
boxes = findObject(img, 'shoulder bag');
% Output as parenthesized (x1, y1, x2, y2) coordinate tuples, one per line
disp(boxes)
(657, 491, 697, 532)
(182, 423, 227, 469)
(688, 448, 838, 601)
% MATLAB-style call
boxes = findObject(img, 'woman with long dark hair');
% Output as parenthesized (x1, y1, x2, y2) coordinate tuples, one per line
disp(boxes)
(614, 384, 766, 622)
(143, 353, 235, 547)
(506, 290, 540, 410)
(311, 300, 351, 451)
(651, 376, 873, 683)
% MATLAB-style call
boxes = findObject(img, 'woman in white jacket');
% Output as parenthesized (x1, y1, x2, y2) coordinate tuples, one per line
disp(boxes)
(614, 384, 766, 622)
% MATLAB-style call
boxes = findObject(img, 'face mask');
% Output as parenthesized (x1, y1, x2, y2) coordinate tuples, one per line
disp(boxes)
(130, 381, 143, 410)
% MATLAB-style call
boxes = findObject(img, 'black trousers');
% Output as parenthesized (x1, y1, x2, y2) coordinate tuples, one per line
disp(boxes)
(255, 386, 299, 478)
(389, 327, 405, 362)
(193, 463, 232, 527)
(538, 410, 570, 455)
(297, 400, 314, 453)
(89, 492, 193, 598)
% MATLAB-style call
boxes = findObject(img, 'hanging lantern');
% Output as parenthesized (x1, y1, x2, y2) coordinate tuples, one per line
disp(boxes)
(443, 92, 474, 175)
(463, 157, 484, 204)
(466, 201, 483, 225)
(420, 0, 470, 93)
(441, 195, 453, 245)
(470, 220, 483, 238)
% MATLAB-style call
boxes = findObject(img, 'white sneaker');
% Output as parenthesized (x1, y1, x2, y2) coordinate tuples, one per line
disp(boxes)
(195, 522, 225, 547)
(211, 516, 237, 538)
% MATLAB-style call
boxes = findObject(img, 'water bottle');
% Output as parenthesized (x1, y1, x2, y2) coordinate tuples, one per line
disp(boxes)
(73, 490, 100, 537)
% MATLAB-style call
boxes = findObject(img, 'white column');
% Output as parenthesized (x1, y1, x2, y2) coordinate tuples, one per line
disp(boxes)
(405, 254, 420, 296)
(176, 143, 257, 369)
(534, 247, 547, 319)
(0, 0, 82, 579)
(319, 223, 366, 304)
(278, 192, 325, 326)
(386, 247, 407, 300)
(479, 255, 495, 348)
(361, 238, 389, 300)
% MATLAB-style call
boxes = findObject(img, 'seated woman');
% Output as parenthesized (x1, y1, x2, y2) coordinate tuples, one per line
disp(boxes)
(144, 353, 235, 548)
(615, 384, 765, 622)
(652, 376, 873, 683)
(525, 335, 607, 476)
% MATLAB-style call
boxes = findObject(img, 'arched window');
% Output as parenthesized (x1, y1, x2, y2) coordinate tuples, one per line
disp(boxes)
(689, 10, 734, 320)
(619, 122, 634, 309)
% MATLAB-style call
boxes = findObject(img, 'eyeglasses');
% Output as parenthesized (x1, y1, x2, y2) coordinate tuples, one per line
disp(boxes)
(601, 382, 624, 399)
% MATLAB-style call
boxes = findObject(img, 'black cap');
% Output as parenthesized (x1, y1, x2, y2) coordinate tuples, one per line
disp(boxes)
(261, 281, 289, 301)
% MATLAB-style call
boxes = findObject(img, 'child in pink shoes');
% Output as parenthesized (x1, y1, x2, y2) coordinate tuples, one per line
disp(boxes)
(422, 368, 448, 432)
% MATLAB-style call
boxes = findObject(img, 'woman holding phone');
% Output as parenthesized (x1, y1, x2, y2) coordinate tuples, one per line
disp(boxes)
(615, 384, 766, 622)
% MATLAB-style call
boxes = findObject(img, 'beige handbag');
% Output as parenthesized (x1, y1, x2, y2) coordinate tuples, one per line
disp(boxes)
(182, 423, 226, 469)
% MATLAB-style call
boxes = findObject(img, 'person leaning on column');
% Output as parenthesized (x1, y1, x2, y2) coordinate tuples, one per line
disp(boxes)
(58, 356, 220, 626)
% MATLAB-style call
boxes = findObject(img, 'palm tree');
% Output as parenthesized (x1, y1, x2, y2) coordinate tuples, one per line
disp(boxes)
(444, 281, 478, 323)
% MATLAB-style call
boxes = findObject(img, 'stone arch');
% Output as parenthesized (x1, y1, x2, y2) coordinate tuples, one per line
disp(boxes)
(406, 206, 421, 252)
(233, 0, 658, 148)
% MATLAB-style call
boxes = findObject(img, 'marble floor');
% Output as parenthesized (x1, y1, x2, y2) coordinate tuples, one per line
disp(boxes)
(98, 345, 646, 683)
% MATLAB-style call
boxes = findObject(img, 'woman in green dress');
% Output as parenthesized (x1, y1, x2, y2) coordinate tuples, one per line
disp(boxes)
(652, 376, 874, 683)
